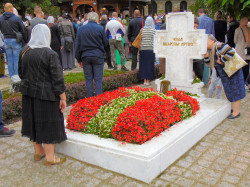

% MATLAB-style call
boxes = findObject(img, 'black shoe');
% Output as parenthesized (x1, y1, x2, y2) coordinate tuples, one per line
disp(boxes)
(113, 67, 117, 70)
(121, 67, 129, 71)
(227, 113, 240, 119)
(231, 109, 233, 113)
(0, 127, 16, 137)
(108, 66, 114, 69)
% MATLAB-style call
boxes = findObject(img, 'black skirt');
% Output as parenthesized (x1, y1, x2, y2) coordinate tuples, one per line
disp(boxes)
(139, 50, 155, 80)
(21, 95, 67, 144)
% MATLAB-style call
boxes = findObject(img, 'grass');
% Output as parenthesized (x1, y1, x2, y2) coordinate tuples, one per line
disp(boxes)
(64, 70, 127, 85)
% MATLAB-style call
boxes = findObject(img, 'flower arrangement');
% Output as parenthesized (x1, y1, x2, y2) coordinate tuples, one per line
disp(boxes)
(67, 86, 200, 144)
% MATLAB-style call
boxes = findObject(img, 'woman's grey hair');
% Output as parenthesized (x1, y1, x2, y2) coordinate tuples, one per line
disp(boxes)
(88, 12, 99, 22)
(208, 34, 217, 42)
(101, 14, 107, 21)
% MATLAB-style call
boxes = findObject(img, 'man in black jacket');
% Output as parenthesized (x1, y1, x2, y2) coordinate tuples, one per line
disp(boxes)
(0, 3, 27, 78)
(128, 10, 144, 71)
(227, 14, 239, 48)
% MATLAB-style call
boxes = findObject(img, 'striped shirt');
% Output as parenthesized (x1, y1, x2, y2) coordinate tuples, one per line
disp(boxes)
(140, 28, 155, 50)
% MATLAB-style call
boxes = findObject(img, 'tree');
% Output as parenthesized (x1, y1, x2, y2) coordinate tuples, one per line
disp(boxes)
(190, 0, 250, 19)
(1, 0, 60, 19)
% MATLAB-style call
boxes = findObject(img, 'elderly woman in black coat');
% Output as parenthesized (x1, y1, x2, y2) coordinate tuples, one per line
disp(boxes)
(18, 24, 67, 165)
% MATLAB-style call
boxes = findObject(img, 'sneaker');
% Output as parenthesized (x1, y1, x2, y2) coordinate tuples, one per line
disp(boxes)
(0, 127, 16, 137)
(121, 67, 129, 71)
(108, 66, 114, 69)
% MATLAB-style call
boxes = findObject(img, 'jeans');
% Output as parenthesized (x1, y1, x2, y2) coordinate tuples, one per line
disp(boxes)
(0, 90, 4, 130)
(82, 57, 104, 97)
(4, 39, 22, 78)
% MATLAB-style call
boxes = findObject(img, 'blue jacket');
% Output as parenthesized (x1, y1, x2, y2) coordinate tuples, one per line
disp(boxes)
(198, 14, 215, 36)
(0, 12, 27, 42)
(75, 21, 108, 62)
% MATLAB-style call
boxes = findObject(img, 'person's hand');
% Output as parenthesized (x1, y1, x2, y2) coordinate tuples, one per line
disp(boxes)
(204, 52, 209, 58)
(208, 79, 211, 85)
(217, 57, 223, 65)
(59, 99, 67, 113)
(78, 62, 83, 68)
(60, 46, 63, 50)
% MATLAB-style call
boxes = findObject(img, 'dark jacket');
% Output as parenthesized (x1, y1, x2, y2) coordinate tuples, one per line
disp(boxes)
(128, 17, 144, 42)
(227, 20, 239, 48)
(214, 20, 227, 43)
(75, 21, 108, 62)
(18, 46, 65, 101)
(0, 12, 27, 43)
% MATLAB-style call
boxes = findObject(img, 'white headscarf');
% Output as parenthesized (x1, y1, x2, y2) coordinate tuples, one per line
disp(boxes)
(13, 8, 18, 16)
(47, 16, 54, 24)
(28, 24, 51, 49)
(144, 17, 155, 29)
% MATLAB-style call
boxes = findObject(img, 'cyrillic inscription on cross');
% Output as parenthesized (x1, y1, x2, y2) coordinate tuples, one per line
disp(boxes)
(154, 12, 207, 95)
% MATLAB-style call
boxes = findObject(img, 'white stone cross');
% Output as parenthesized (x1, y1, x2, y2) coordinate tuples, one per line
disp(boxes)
(154, 12, 207, 95)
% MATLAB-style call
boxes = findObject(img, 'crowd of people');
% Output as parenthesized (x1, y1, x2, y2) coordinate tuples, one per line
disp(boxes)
(0, 2, 249, 165)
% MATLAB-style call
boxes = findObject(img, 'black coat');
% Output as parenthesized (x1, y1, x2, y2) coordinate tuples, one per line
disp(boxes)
(227, 20, 239, 48)
(50, 24, 62, 64)
(214, 20, 227, 43)
(18, 46, 65, 101)
(128, 17, 144, 42)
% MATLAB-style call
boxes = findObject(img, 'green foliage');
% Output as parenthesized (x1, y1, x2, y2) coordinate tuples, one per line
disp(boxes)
(190, 0, 250, 19)
(192, 76, 202, 84)
(64, 70, 127, 85)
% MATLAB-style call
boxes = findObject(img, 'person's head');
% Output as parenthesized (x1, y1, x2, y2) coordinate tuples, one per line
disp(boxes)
(88, 12, 99, 23)
(63, 13, 70, 19)
(144, 16, 155, 29)
(214, 11, 223, 20)
(227, 14, 236, 23)
(194, 17, 199, 29)
(84, 13, 88, 20)
(134, 9, 140, 18)
(4, 3, 14, 13)
(240, 17, 248, 27)
(122, 19, 127, 25)
(28, 24, 51, 49)
(112, 12, 118, 18)
(198, 8, 206, 17)
(58, 17, 63, 22)
(47, 16, 54, 27)
(207, 34, 217, 50)
(34, 6, 42, 17)
(101, 14, 107, 21)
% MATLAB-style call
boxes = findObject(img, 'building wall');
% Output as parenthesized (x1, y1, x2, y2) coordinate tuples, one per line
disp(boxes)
(144, 0, 195, 16)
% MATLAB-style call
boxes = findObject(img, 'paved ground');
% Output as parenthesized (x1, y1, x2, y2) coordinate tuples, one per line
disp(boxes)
(1, 61, 249, 187)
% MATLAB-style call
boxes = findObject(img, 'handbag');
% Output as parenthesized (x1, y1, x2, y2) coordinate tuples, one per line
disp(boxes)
(132, 29, 143, 49)
(5, 20, 23, 43)
(60, 23, 74, 52)
(222, 52, 248, 77)
(240, 28, 250, 55)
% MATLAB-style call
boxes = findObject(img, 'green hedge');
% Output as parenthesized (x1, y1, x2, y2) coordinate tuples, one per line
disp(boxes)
(2, 65, 160, 120)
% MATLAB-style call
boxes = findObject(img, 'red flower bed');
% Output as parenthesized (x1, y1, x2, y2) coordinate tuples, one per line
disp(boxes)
(166, 89, 200, 115)
(111, 95, 182, 144)
(67, 88, 130, 131)
(67, 86, 152, 131)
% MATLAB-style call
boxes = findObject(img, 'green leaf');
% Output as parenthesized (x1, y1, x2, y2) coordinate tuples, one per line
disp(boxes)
(222, 0, 228, 6)
(242, 1, 250, 10)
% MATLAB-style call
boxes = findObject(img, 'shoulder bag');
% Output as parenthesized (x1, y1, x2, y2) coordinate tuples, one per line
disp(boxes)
(60, 23, 74, 52)
(215, 43, 247, 77)
(132, 18, 144, 49)
(240, 27, 250, 55)
(5, 20, 23, 43)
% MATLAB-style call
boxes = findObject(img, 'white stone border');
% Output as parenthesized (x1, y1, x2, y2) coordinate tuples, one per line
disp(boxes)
(56, 98, 230, 183)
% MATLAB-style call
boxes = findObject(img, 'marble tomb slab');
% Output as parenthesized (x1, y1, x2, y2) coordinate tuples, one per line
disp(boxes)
(55, 98, 230, 183)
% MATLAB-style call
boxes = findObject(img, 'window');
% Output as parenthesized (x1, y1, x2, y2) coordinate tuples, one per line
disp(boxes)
(180, 1, 187, 12)
(165, 1, 172, 14)
(148, 1, 157, 16)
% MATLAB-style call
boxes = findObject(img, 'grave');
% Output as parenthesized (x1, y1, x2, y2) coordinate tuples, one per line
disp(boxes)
(154, 12, 207, 96)
(56, 12, 230, 183)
